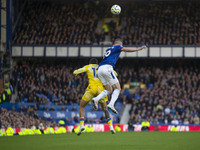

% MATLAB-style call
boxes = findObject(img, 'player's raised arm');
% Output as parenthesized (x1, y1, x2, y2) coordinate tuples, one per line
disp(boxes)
(73, 66, 87, 76)
(121, 45, 147, 52)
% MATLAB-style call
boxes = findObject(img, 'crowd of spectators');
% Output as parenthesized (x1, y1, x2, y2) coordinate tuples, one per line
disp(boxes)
(0, 107, 52, 128)
(13, 1, 200, 45)
(11, 59, 88, 105)
(122, 59, 200, 125)
(8, 59, 200, 125)
(110, 1, 200, 45)
(13, 1, 105, 45)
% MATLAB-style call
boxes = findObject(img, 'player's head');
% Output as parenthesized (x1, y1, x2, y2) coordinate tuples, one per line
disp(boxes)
(114, 38, 123, 46)
(89, 58, 98, 64)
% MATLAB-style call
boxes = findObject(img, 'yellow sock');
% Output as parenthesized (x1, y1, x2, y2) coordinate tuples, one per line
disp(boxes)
(80, 117, 84, 125)
(107, 118, 112, 126)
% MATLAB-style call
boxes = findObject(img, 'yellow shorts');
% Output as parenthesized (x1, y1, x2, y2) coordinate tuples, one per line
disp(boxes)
(82, 84, 108, 103)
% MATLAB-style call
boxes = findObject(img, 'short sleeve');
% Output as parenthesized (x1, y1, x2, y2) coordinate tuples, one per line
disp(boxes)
(84, 65, 89, 72)
(116, 45, 123, 51)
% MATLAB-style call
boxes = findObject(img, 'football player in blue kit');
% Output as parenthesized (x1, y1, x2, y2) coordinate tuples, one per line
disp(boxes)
(92, 39, 146, 114)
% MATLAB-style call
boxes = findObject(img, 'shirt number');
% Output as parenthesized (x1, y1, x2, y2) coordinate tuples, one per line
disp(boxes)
(92, 68, 98, 77)
(104, 50, 111, 58)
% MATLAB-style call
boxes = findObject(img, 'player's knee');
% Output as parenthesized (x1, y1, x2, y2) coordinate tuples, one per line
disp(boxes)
(113, 84, 121, 91)
(117, 87, 121, 91)
(104, 85, 112, 94)
(107, 89, 112, 94)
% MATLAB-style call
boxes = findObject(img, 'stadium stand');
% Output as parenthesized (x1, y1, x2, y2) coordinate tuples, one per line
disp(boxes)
(0, 107, 52, 128)
(1, 59, 199, 126)
(13, 1, 105, 45)
(12, 60, 88, 104)
(13, 1, 200, 45)
(111, 1, 200, 45)
(1, 0, 200, 131)
(122, 59, 200, 125)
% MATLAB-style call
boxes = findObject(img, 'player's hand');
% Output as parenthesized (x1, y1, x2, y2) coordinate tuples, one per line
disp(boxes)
(139, 45, 147, 50)
(73, 70, 78, 76)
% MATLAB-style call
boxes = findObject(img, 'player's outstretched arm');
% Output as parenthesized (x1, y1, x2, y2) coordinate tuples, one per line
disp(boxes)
(121, 46, 146, 52)
(73, 67, 87, 76)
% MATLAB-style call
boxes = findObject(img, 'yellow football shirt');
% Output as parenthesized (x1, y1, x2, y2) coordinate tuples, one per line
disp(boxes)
(73, 64, 107, 102)
(73, 64, 103, 86)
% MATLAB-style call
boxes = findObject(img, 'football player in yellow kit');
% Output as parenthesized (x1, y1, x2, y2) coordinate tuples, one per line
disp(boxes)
(73, 58, 115, 136)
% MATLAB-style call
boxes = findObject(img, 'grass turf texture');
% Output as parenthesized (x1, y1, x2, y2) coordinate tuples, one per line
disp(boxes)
(1, 132, 200, 150)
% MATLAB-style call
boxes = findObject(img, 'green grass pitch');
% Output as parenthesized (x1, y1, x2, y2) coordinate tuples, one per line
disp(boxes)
(1, 132, 200, 150)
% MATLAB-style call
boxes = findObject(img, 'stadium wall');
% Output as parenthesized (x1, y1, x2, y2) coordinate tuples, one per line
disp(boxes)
(12, 45, 200, 58)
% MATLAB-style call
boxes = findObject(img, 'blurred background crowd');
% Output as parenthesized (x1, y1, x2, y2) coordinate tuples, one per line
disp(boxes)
(1, 59, 200, 128)
(123, 59, 200, 125)
(11, 60, 84, 105)
(13, 1, 105, 45)
(0, 107, 51, 129)
(13, 1, 200, 45)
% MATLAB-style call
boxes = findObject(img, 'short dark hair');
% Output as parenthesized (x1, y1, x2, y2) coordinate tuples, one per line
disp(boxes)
(89, 58, 98, 64)
(114, 38, 123, 45)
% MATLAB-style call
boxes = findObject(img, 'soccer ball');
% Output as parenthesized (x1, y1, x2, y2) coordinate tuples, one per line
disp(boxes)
(111, 5, 121, 15)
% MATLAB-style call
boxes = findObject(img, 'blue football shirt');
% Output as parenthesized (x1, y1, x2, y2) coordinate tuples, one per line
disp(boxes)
(99, 45, 123, 69)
